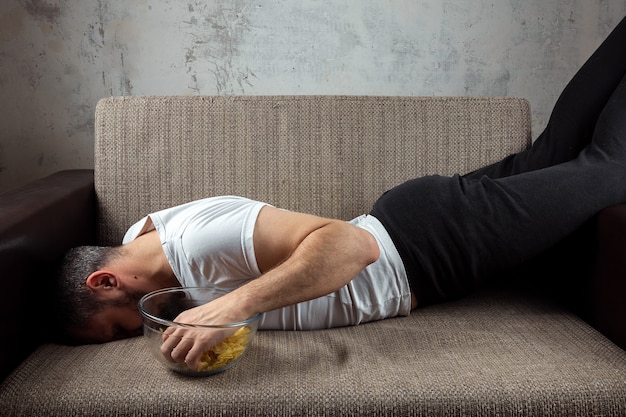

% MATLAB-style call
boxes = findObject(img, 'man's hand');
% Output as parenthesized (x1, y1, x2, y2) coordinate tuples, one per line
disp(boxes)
(160, 293, 249, 370)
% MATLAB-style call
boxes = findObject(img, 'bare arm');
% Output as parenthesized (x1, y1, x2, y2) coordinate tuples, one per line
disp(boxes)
(235, 206, 381, 317)
(161, 206, 380, 369)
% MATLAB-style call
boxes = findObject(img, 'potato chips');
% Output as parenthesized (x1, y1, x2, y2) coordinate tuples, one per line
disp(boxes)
(196, 326, 251, 372)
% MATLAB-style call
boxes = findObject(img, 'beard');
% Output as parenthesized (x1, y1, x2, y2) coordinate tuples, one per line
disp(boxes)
(107, 289, 146, 310)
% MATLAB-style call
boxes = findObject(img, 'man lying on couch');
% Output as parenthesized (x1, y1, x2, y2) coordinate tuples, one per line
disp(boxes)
(55, 16, 626, 371)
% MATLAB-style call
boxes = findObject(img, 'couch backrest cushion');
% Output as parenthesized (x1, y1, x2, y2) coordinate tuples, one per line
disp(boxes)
(94, 96, 530, 245)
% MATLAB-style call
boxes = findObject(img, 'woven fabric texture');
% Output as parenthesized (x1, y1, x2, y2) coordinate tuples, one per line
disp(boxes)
(2, 290, 625, 417)
(94, 96, 530, 245)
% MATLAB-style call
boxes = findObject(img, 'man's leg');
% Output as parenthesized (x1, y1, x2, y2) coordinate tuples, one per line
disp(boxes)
(465, 16, 626, 180)
(372, 74, 626, 306)
(462, 16, 626, 316)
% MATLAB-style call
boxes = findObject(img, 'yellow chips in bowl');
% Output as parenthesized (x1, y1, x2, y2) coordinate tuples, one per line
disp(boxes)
(140, 287, 263, 376)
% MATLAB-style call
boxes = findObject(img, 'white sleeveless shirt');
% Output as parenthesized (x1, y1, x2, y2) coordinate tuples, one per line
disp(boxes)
(123, 196, 411, 330)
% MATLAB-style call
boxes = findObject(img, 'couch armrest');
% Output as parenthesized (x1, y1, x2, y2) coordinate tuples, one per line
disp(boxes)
(592, 204, 626, 350)
(0, 170, 95, 382)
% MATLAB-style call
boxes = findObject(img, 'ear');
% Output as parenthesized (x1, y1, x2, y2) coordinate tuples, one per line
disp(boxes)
(86, 270, 119, 292)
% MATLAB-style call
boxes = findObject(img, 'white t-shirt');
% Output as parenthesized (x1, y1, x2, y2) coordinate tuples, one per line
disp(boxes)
(123, 196, 411, 330)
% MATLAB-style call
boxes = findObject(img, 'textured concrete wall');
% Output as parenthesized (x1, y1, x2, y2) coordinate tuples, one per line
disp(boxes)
(1, 1, 624, 192)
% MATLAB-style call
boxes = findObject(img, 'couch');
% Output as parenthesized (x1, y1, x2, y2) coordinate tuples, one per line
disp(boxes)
(1, 96, 625, 416)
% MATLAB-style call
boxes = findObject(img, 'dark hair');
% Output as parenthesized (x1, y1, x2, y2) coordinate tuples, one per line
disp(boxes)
(53, 245, 118, 344)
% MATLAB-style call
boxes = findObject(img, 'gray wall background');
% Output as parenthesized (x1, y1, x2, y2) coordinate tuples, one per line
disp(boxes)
(1, 1, 625, 193)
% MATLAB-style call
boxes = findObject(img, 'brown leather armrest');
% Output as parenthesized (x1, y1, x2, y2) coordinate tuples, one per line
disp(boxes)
(0, 170, 95, 381)
(592, 204, 626, 350)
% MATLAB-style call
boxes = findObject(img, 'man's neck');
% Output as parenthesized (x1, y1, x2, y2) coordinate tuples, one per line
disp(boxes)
(116, 230, 179, 290)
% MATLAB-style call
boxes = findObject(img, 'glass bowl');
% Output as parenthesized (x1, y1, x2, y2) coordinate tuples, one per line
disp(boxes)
(138, 287, 262, 376)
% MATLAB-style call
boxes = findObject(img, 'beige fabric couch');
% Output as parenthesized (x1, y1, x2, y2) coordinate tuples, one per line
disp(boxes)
(1, 96, 625, 416)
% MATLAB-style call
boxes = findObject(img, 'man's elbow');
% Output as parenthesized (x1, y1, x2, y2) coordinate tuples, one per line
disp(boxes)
(358, 227, 380, 267)
(327, 219, 380, 271)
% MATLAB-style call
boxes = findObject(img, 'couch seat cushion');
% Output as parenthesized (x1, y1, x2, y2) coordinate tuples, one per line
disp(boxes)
(1, 289, 625, 417)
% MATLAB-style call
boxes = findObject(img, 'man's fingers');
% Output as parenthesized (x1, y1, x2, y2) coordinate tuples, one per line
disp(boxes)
(160, 326, 234, 370)
(169, 337, 195, 364)
(172, 338, 196, 364)
(160, 329, 191, 363)
(185, 343, 208, 370)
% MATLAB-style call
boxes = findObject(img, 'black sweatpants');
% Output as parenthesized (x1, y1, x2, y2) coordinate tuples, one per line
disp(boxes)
(371, 16, 626, 306)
